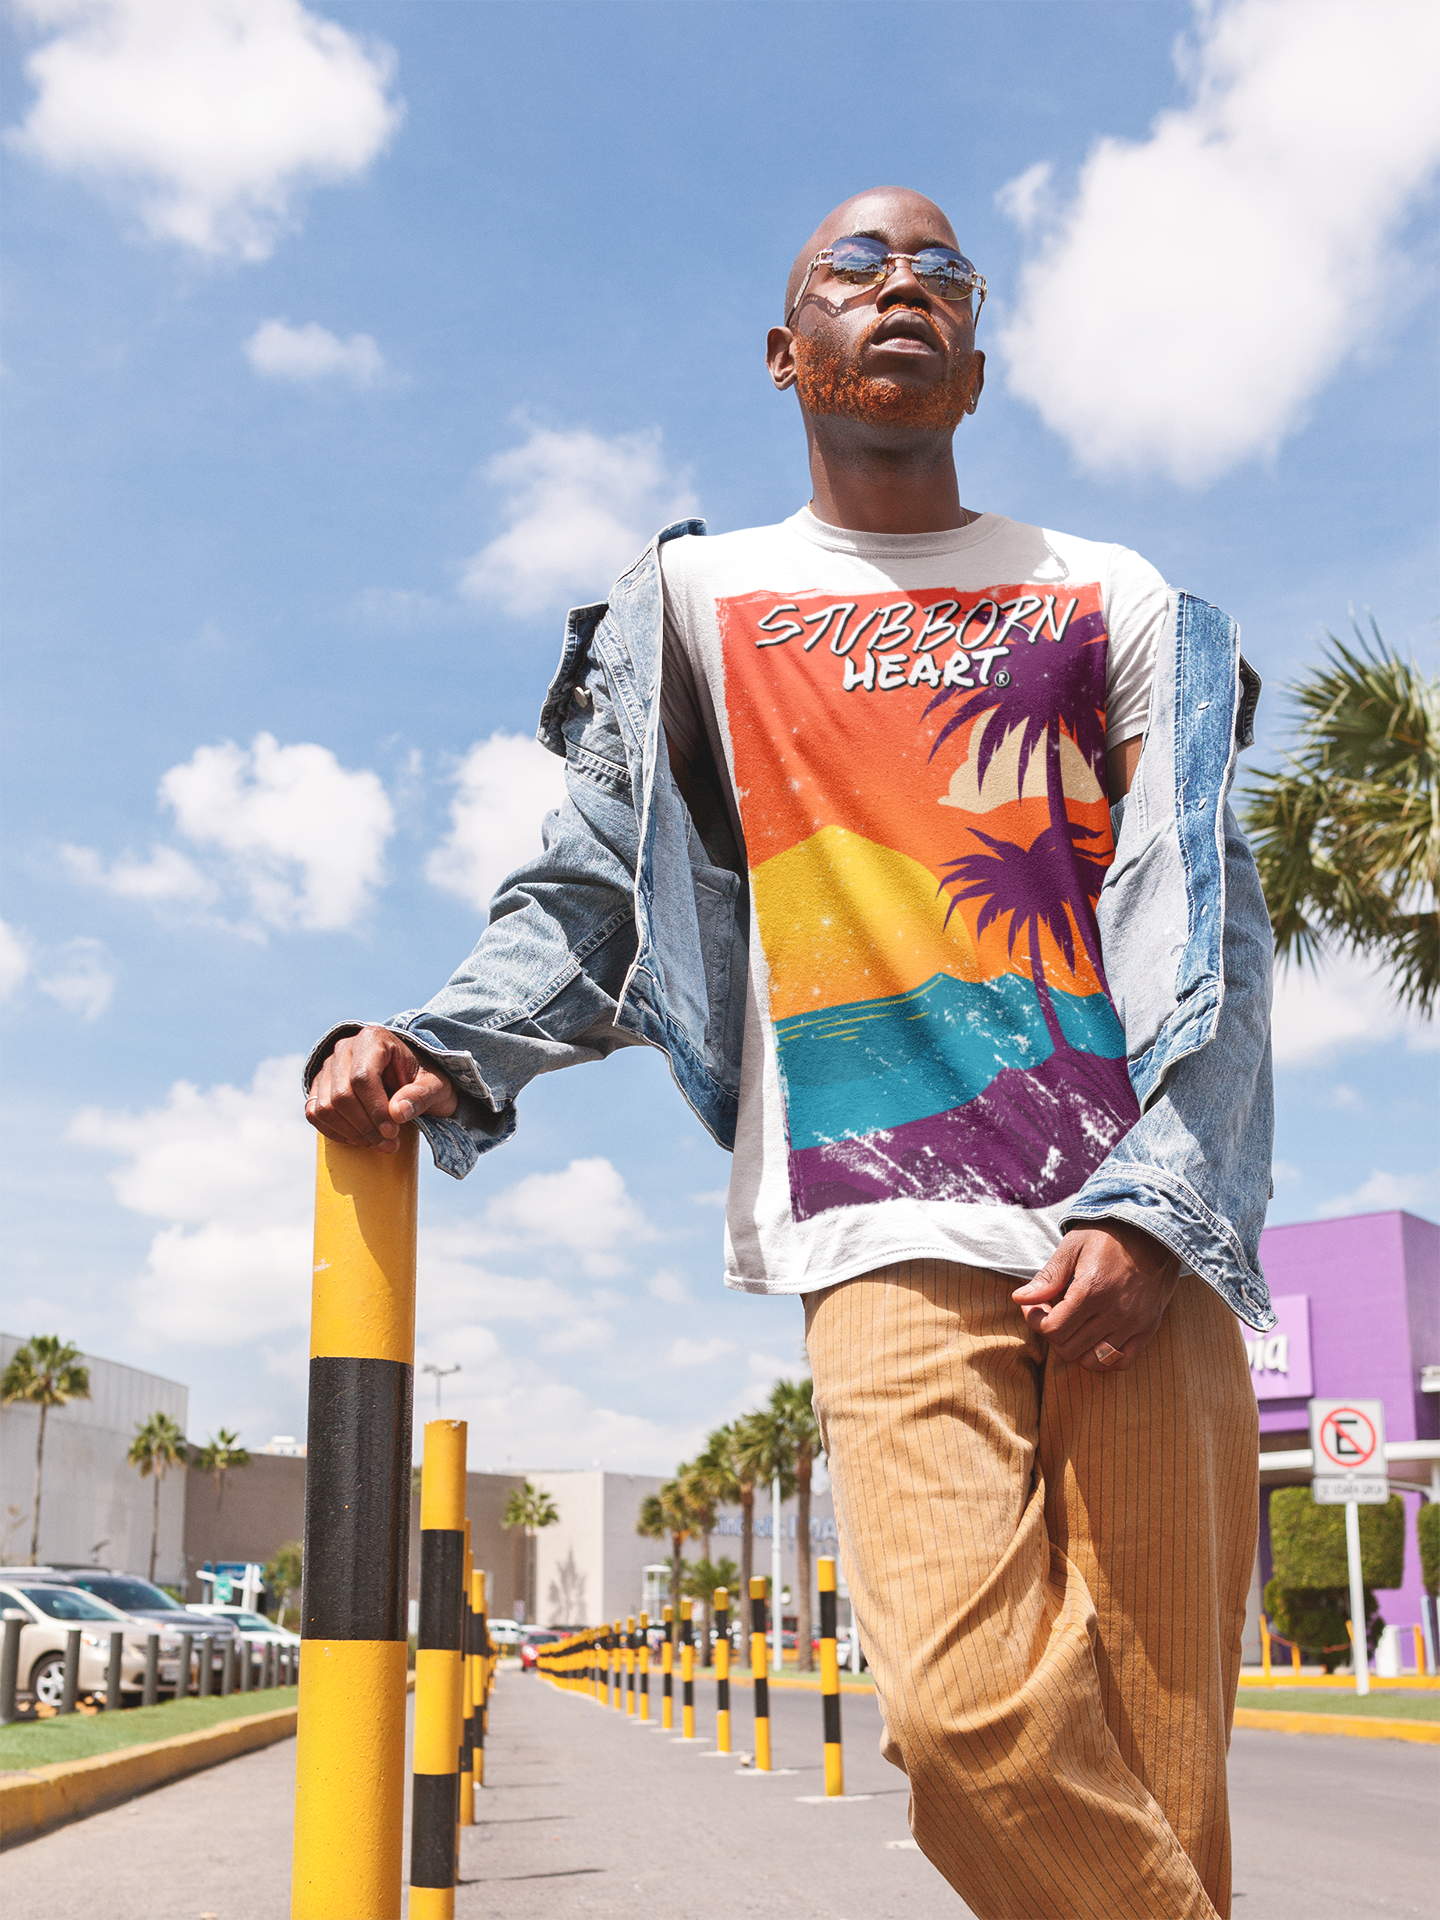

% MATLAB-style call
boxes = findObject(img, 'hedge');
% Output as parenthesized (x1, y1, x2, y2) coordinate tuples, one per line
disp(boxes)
(1263, 1578, 1381, 1672)
(1420, 1502, 1439, 1598)
(1269, 1488, 1404, 1588)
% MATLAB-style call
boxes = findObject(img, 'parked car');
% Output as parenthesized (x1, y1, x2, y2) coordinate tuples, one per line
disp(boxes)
(0, 1577, 178, 1708)
(518, 1627, 563, 1672)
(186, 1604, 300, 1648)
(22, 1566, 242, 1684)
(486, 1618, 524, 1650)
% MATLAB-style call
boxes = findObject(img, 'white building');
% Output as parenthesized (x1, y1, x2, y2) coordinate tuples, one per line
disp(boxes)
(0, 1333, 188, 1582)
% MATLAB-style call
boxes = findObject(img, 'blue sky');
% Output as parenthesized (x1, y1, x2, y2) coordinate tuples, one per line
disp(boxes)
(2, 0, 1435, 1476)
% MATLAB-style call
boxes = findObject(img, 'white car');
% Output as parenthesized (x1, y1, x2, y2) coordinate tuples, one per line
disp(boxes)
(0, 1578, 179, 1708)
(186, 1604, 300, 1647)
(485, 1617, 524, 1649)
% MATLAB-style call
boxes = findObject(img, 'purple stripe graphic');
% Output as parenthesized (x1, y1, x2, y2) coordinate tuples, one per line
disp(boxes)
(787, 1048, 1137, 1221)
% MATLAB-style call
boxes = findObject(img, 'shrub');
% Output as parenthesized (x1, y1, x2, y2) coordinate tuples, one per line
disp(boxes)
(1264, 1578, 1381, 1673)
(1269, 1488, 1404, 1588)
(1420, 1503, 1439, 1598)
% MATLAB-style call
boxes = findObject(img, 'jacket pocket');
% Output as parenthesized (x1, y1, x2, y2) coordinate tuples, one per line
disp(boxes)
(692, 858, 744, 1076)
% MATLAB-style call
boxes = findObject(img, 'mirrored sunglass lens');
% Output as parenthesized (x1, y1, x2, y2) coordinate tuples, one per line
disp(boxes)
(829, 237, 890, 284)
(913, 250, 976, 299)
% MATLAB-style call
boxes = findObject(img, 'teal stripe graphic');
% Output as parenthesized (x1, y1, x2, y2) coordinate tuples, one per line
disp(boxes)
(774, 971, 1125, 1150)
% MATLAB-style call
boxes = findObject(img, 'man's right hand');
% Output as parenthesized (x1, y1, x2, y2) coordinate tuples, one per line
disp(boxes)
(305, 1026, 459, 1153)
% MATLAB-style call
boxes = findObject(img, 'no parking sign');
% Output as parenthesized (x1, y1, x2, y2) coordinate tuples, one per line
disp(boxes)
(1308, 1397, 1388, 1504)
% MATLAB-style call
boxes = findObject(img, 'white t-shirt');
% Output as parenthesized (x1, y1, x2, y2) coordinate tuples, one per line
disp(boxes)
(659, 507, 1167, 1297)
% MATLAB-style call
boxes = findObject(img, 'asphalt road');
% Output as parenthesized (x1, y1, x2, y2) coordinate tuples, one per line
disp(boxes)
(2, 1670, 1435, 1918)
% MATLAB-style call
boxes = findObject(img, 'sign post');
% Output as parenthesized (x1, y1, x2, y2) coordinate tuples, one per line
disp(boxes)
(1308, 1398, 1387, 1697)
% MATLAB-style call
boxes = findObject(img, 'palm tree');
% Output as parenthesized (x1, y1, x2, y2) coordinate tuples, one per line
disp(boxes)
(723, 1416, 763, 1610)
(732, 1409, 797, 1669)
(637, 1478, 700, 1637)
(501, 1481, 560, 1624)
(129, 1412, 187, 1582)
(1, 1335, 91, 1563)
(1242, 623, 1438, 1014)
(682, 1555, 740, 1660)
(682, 1440, 733, 1664)
(771, 1379, 823, 1671)
(191, 1428, 251, 1510)
(265, 1540, 303, 1630)
(925, 622, 1111, 982)
(940, 823, 1111, 1050)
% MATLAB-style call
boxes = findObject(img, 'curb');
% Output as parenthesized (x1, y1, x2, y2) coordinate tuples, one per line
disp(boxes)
(1233, 1706, 1438, 1743)
(1, 1705, 298, 1850)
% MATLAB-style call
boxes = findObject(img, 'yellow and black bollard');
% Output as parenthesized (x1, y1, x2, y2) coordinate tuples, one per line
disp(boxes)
(291, 1129, 417, 1920)
(470, 1568, 487, 1790)
(750, 1576, 771, 1772)
(638, 1611, 650, 1723)
(661, 1604, 674, 1730)
(818, 1557, 843, 1797)
(410, 1418, 467, 1919)
(714, 1587, 730, 1754)
(680, 1598, 695, 1739)
(458, 1530, 474, 1828)
(625, 1615, 636, 1716)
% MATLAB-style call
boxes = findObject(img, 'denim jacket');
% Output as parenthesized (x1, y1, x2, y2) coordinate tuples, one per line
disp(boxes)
(306, 520, 1276, 1332)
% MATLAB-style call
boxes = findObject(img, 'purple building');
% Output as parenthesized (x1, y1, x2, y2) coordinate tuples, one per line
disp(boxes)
(1250, 1210, 1439, 1662)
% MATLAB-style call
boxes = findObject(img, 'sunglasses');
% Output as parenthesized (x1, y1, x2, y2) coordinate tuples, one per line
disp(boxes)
(786, 234, 987, 328)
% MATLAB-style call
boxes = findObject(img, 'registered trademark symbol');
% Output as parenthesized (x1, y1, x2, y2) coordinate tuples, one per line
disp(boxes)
(994, 671, 1010, 686)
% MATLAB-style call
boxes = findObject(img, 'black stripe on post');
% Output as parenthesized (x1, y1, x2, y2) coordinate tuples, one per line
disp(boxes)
(301, 1355, 413, 1641)
(820, 1590, 837, 1640)
(823, 1692, 842, 1743)
(751, 1591, 769, 1718)
(418, 1532, 465, 1649)
(410, 1771, 459, 1888)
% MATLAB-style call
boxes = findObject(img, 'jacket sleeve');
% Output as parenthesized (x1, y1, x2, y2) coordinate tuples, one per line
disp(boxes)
(1060, 799, 1276, 1328)
(303, 625, 647, 1179)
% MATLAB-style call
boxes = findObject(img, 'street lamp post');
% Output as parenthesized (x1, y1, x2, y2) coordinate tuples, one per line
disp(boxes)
(421, 1364, 460, 1414)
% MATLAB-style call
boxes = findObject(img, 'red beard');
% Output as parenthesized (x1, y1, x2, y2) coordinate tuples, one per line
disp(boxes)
(793, 318, 972, 433)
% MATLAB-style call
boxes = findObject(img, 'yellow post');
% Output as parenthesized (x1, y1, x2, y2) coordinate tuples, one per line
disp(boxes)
(471, 1569, 486, 1789)
(612, 1620, 624, 1709)
(410, 1419, 466, 1919)
(1415, 1624, 1427, 1677)
(291, 1129, 417, 1920)
(750, 1576, 771, 1772)
(459, 1528, 474, 1828)
(661, 1605, 674, 1730)
(638, 1611, 650, 1722)
(625, 1615, 636, 1716)
(818, 1558, 843, 1797)
(1260, 1613, 1271, 1679)
(680, 1599, 695, 1739)
(1292, 1638, 1302, 1676)
(714, 1588, 730, 1753)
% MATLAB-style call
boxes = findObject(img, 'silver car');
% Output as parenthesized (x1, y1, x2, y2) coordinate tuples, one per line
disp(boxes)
(0, 1579, 179, 1708)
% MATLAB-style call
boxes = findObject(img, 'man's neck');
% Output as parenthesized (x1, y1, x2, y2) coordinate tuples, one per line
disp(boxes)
(805, 419, 967, 535)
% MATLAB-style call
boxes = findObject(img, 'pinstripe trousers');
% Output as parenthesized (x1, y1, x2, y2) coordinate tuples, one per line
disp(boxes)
(805, 1259, 1258, 1920)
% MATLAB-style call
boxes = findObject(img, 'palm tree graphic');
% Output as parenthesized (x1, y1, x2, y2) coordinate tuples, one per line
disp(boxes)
(940, 823, 1110, 1050)
(925, 625, 1111, 982)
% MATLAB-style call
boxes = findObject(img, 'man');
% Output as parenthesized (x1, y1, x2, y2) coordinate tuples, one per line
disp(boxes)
(306, 187, 1273, 1919)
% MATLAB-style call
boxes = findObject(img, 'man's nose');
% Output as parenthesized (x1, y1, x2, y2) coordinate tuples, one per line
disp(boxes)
(878, 256, 931, 309)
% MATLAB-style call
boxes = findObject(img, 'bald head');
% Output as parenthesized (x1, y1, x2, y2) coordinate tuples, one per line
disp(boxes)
(784, 187, 960, 320)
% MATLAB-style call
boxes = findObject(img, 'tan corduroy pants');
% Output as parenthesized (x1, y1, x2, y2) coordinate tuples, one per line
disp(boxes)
(805, 1259, 1258, 1920)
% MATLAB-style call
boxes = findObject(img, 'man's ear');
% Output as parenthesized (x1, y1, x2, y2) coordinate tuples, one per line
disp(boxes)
(766, 325, 797, 392)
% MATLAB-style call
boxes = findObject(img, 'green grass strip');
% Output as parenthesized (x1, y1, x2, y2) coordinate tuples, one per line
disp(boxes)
(0, 1686, 297, 1771)
(1238, 1688, 1438, 1721)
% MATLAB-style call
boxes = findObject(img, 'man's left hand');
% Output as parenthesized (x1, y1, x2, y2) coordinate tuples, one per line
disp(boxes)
(1012, 1223, 1183, 1373)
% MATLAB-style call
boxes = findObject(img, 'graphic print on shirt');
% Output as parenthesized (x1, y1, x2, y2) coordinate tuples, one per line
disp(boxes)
(718, 583, 1140, 1222)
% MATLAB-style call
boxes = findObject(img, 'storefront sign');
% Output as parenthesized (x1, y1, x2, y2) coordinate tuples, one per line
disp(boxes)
(1244, 1293, 1313, 1399)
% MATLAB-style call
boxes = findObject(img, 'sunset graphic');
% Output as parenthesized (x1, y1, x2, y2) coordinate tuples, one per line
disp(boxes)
(717, 582, 1139, 1222)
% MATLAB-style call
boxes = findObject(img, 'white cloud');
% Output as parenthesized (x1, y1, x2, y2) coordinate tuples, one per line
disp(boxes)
(69, 1053, 314, 1343)
(647, 1269, 692, 1306)
(7, 0, 402, 262)
(460, 423, 697, 617)
(245, 318, 385, 387)
(1270, 951, 1437, 1066)
(481, 1157, 657, 1279)
(1317, 1169, 1438, 1219)
(0, 920, 31, 999)
(996, 0, 1440, 484)
(65, 733, 394, 935)
(425, 733, 568, 911)
(689, 1188, 728, 1208)
(666, 1336, 736, 1369)
(60, 843, 216, 906)
(35, 936, 115, 1020)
